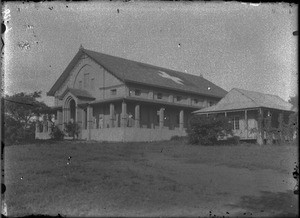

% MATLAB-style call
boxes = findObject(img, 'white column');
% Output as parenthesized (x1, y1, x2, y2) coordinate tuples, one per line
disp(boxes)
(109, 103, 115, 128)
(56, 110, 62, 127)
(35, 116, 40, 133)
(82, 108, 86, 130)
(121, 101, 127, 127)
(179, 110, 184, 130)
(43, 115, 47, 133)
(257, 108, 263, 145)
(47, 120, 52, 133)
(135, 104, 140, 128)
(159, 108, 164, 129)
(245, 110, 248, 139)
(87, 106, 93, 140)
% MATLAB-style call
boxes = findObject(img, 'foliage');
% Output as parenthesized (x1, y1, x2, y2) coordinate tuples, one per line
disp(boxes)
(187, 115, 233, 145)
(4, 91, 50, 145)
(226, 136, 241, 145)
(64, 121, 80, 140)
(288, 94, 298, 110)
(50, 125, 65, 141)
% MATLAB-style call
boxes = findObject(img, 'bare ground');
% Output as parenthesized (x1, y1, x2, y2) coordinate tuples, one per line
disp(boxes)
(3, 140, 299, 217)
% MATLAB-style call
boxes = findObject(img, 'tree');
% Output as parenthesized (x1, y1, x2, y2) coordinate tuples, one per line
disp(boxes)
(64, 121, 80, 140)
(187, 115, 233, 145)
(4, 91, 50, 144)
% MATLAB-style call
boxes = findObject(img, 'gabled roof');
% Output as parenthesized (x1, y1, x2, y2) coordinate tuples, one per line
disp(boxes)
(48, 47, 227, 98)
(193, 88, 295, 114)
(59, 88, 95, 100)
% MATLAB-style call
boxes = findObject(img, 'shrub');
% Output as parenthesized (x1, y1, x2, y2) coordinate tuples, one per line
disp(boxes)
(187, 115, 232, 145)
(50, 125, 65, 140)
(64, 121, 80, 140)
(170, 135, 188, 142)
(226, 136, 240, 145)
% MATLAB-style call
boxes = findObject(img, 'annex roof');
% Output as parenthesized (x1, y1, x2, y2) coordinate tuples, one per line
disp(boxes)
(59, 88, 95, 100)
(193, 88, 295, 114)
(48, 47, 227, 98)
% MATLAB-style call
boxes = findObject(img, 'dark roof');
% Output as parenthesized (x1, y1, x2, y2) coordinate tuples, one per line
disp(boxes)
(59, 88, 95, 100)
(193, 88, 295, 114)
(48, 48, 228, 98)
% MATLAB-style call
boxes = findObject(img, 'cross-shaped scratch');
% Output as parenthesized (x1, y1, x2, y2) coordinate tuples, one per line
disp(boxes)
(158, 71, 184, 85)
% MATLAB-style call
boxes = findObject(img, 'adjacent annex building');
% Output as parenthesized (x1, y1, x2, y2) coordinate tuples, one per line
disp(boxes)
(193, 88, 296, 145)
(36, 46, 227, 142)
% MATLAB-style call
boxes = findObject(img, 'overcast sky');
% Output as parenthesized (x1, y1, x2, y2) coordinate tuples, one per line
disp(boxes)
(3, 2, 298, 106)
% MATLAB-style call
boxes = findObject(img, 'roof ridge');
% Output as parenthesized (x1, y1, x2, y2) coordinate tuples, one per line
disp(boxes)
(235, 87, 282, 99)
(233, 88, 260, 107)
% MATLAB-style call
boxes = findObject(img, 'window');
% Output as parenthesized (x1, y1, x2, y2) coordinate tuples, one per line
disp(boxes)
(193, 98, 198, 104)
(231, 116, 240, 130)
(135, 89, 141, 96)
(90, 78, 95, 90)
(79, 81, 82, 89)
(110, 89, 117, 95)
(84, 73, 89, 88)
(157, 93, 162, 99)
(176, 96, 182, 102)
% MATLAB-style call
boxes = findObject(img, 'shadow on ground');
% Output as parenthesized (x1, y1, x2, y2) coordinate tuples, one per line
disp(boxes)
(227, 190, 298, 217)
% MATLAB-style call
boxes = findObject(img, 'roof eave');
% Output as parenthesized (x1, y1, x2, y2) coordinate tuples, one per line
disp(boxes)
(47, 49, 85, 96)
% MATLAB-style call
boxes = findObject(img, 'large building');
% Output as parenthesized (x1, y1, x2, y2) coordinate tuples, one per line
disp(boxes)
(193, 88, 296, 145)
(35, 46, 227, 142)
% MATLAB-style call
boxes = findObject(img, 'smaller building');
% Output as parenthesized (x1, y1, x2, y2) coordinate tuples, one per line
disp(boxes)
(193, 88, 296, 145)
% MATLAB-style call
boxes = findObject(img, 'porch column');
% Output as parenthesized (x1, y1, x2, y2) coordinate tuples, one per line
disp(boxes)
(135, 104, 140, 128)
(109, 103, 115, 128)
(43, 115, 47, 133)
(266, 110, 272, 145)
(225, 112, 227, 117)
(56, 110, 62, 130)
(245, 110, 248, 139)
(257, 108, 264, 145)
(82, 108, 86, 130)
(278, 113, 283, 142)
(47, 119, 52, 133)
(87, 106, 93, 140)
(121, 101, 127, 127)
(179, 110, 184, 130)
(159, 108, 164, 129)
(35, 116, 40, 133)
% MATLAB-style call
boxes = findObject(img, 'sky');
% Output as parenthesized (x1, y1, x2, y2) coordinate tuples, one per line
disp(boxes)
(2, 2, 298, 106)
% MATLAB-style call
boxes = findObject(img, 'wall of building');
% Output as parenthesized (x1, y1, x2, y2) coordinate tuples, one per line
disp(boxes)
(81, 127, 187, 142)
(224, 110, 258, 139)
(54, 55, 125, 107)
(127, 83, 220, 109)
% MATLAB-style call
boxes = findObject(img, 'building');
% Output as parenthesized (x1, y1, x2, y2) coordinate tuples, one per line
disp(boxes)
(193, 88, 296, 145)
(35, 46, 227, 142)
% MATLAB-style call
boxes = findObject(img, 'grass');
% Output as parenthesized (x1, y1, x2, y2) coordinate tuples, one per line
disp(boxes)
(3, 140, 299, 217)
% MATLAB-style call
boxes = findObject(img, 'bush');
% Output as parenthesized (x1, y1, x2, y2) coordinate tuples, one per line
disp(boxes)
(187, 115, 232, 145)
(64, 121, 80, 140)
(226, 136, 240, 145)
(170, 135, 188, 142)
(50, 125, 65, 140)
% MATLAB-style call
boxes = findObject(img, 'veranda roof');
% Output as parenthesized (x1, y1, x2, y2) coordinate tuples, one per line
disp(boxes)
(193, 88, 295, 114)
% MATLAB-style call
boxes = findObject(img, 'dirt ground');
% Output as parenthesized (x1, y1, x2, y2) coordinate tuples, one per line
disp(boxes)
(3, 140, 299, 217)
